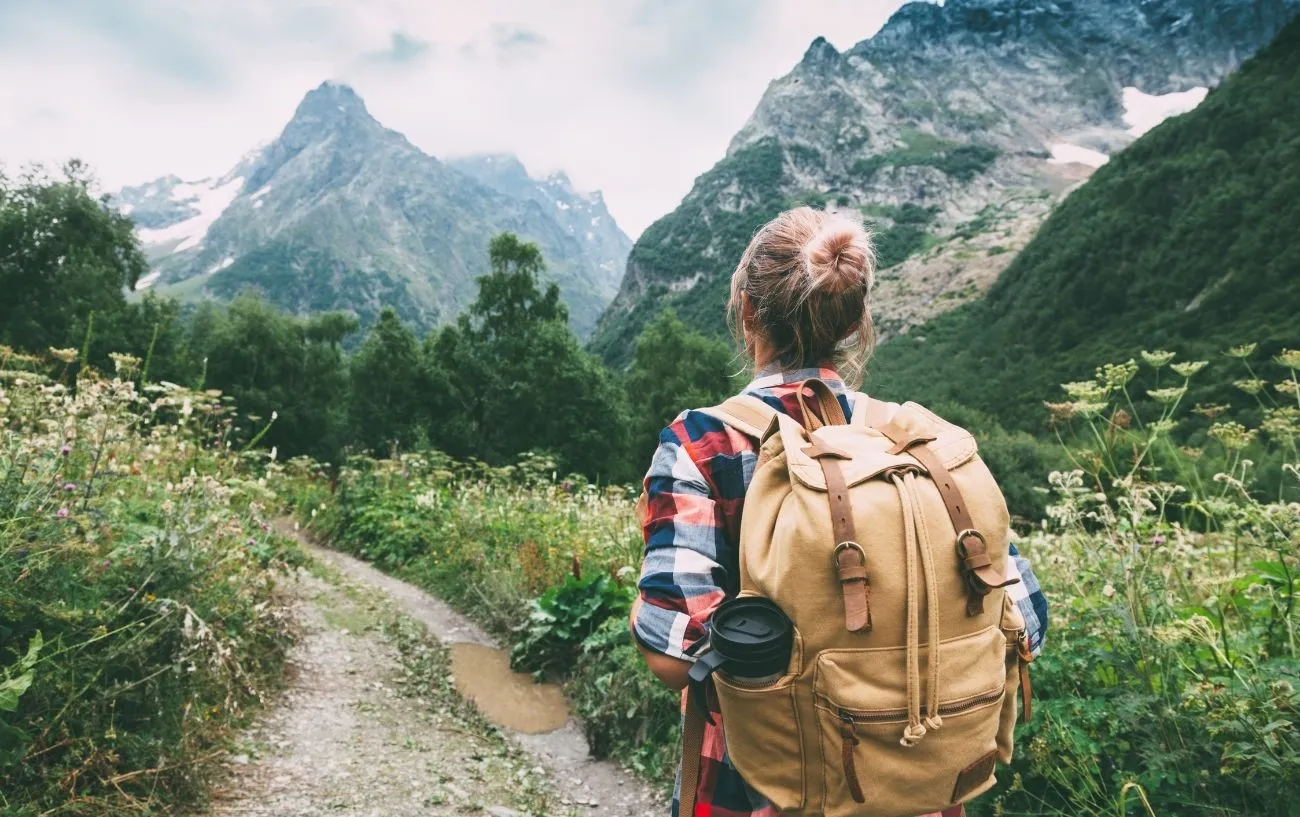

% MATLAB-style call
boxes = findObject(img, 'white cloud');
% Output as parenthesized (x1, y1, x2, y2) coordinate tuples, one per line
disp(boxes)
(0, 0, 912, 237)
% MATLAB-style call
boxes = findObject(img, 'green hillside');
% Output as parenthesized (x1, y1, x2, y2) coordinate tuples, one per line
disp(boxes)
(867, 17, 1300, 430)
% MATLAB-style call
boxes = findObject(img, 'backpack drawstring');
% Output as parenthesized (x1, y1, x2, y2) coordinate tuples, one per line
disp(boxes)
(910, 471, 944, 734)
(893, 471, 943, 747)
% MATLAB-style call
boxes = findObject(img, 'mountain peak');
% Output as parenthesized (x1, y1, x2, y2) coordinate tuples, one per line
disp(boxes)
(293, 81, 372, 123)
(800, 36, 841, 71)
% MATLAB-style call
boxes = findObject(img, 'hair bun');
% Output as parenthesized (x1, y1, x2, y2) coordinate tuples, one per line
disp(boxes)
(805, 220, 872, 294)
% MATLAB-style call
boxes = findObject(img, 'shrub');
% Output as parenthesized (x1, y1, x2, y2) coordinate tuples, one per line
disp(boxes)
(0, 348, 299, 815)
(979, 350, 1300, 817)
(511, 572, 634, 677)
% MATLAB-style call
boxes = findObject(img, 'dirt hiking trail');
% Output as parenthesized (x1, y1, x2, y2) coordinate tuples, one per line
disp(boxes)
(207, 530, 664, 816)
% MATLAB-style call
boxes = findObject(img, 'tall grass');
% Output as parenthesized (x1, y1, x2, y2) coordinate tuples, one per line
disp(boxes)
(0, 347, 301, 815)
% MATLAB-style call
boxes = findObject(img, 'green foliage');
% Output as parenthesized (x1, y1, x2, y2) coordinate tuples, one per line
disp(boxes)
(0, 163, 146, 363)
(425, 234, 631, 479)
(977, 353, 1300, 817)
(624, 309, 736, 468)
(870, 223, 937, 269)
(349, 308, 427, 455)
(511, 573, 633, 677)
(188, 293, 356, 464)
(933, 144, 1002, 181)
(568, 616, 681, 781)
(0, 352, 299, 814)
(849, 130, 999, 182)
(869, 19, 1300, 432)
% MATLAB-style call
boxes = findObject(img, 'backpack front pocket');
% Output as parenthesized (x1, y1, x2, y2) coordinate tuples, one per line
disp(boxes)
(813, 626, 1006, 817)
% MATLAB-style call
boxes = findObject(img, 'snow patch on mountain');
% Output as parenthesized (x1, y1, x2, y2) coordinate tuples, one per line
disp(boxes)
(1048, 143, 1110, 168)
(1122, 86, 1209, 137)
(207, 257, 235, 274)
(136, 176, 244, 252)
(133, 270, 161, 291)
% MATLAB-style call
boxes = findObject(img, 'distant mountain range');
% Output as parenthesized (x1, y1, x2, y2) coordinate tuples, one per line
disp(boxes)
(869, 12, 1300, 429)
(114, 83, 631, 337)
(590, 0, 1299, 365)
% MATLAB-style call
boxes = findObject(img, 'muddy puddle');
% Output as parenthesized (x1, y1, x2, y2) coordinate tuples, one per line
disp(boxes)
(449, 643, 570, 734)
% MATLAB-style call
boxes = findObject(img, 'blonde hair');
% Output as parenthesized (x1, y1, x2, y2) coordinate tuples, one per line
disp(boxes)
(727, 206, 876, 385)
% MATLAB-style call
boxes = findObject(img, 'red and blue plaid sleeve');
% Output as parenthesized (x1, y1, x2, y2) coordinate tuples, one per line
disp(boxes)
(1006, 543, 1049, 656)
(633, 415, 731, 661)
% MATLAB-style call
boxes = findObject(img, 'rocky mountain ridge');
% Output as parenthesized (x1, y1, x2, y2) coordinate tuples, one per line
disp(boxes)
(116, 83, 630, 337)
(591, 0, 1299, 364)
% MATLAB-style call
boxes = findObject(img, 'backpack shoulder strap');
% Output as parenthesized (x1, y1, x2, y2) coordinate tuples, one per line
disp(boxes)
(850, 392, 897, 428)
(697, 394, 780, 439)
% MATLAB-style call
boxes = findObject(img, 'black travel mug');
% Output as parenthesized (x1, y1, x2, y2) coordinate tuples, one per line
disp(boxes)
(687, 597, 793, 721)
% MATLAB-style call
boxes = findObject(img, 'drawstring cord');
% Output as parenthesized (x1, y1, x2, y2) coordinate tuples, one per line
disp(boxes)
(893, 471, 943, 747)
(910, 471, 944, 734)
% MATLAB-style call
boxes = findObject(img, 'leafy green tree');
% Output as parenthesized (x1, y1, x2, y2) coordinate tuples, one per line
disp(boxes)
(349, 308, 428, 455)
(101, 293, 195, 384)
(0, 162, 145, 356)
(470, 233, 567, 338)
(430, 232, 630, 478)
(624, 308, 736, 469)
(189, 294, 356, 462)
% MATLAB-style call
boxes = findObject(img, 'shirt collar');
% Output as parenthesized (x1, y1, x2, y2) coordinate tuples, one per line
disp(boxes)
(742, 364, 848, 395)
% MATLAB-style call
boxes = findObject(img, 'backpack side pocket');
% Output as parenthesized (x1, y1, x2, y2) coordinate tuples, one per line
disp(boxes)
(997, 592, 1029, 764)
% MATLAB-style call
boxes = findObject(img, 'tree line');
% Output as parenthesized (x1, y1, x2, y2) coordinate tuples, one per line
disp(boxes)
(0, 164, 736, 482)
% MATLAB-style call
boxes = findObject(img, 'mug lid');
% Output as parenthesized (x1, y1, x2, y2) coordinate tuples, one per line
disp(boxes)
(711, 598, 792, 657)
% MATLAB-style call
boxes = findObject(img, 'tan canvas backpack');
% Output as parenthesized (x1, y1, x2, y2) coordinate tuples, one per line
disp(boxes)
(679, 380, 1033, 817)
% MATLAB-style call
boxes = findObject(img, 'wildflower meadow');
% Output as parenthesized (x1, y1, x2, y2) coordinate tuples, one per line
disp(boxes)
(0, 348, 301, 815)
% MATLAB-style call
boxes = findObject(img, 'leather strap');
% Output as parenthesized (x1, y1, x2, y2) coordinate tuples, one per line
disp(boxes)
(796, 378, 847, 430)
(874, 422, 1019, 616)
(1017, 637, 1034, 723)
(679, 685, 707, 817)
(852, 393, 894, 428)
(810, 444, 871, 632)
(876, 420, 936, 456)
(839, 718, 866, 803)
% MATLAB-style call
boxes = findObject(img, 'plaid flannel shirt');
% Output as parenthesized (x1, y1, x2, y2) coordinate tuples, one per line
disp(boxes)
(633, 367, 1049, 817)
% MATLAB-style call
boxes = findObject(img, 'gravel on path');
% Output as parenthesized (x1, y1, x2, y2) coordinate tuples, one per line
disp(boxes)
(302, 539, 666, 816)
(206, 568, 570, 816)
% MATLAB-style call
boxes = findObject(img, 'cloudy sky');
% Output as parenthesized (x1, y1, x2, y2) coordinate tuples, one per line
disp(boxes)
(0, 0, 914, 236)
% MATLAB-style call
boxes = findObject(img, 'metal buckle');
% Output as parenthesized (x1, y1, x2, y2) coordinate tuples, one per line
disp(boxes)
(880, 463, 924, 480)
(833, 541, 866, 567)
(955, 528, 986, 555)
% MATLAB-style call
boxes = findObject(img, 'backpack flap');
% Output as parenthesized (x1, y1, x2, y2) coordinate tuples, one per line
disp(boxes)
(783, 407, 979, 493)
